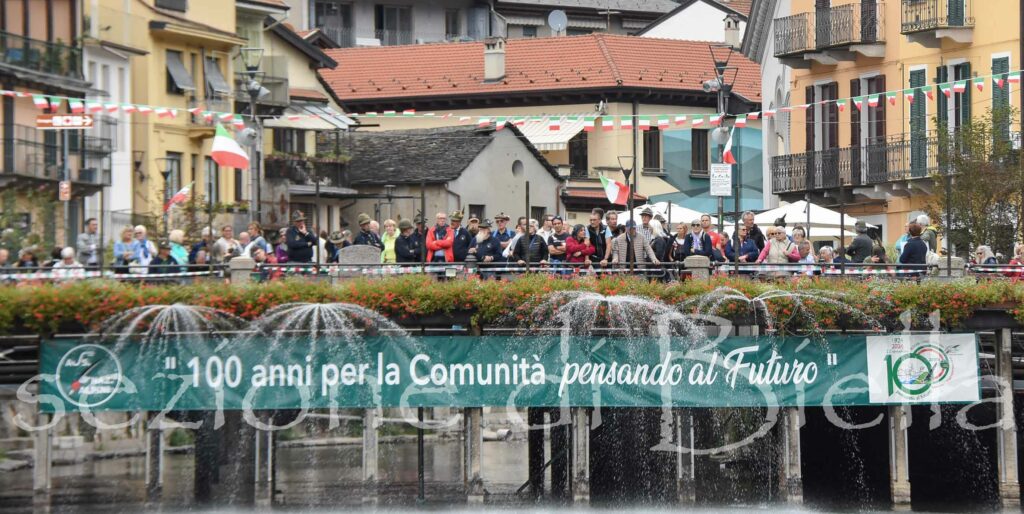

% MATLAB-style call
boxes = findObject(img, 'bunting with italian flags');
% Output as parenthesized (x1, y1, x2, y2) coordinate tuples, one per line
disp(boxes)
(952, 81, 967, 94)
(733, 116, 747, 128)
(996, 76, 1006, 88)
(402, 109, 415, 116)
(602, 117, 614, 131)
(853, 97, 864, 111)
(47, 97, 62, 112)
(674, 115, 687, 126)
(583, 116, 596, 132)
(69, 99, 84, 113)
(620, 116, 633, 130)
(477, 117, 490, 128)
(210, 124, 249, 169)
(904, 89, 915, 103)
(691, 115, 704, 127)
(600, 175, 629, 205)
(868, 95, 880, 108)
(940, 83, 952, 98)
(747, 112, 760, 121)
(32, 95, 48, 110)
(762, 110, 775, 118)
(922, 86, 934, 100)
(122, 104, 137, 114)
(836, 99, 848, 112)
(638, 116, 651, 131)
(1009, 71, 1021, 84)
(548, 116, 561, 131)
(494, 117, 506, 130)
(709, 114, 723, 126)
(887, 92, 898, 105)
(137, 106, 153, 115)
(974, 77, 985, 91)
(657, 116, 669, 129)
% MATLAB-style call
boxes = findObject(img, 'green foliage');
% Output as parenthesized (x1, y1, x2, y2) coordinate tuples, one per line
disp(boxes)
(4, 276, 1024, 334)
(930, 107, 1024, 257)
(167, 428, 194, 448)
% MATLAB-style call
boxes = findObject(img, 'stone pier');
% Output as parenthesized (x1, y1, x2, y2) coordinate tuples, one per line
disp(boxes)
(464, 407, 484, 502)
(889, 405, 912, 509)
(362, 409, 379, 503)
(779, 407, 803, 503)
(571, 408, 590, 504)
(675, 409, 695, 503)
(996, 329, 1021, 507)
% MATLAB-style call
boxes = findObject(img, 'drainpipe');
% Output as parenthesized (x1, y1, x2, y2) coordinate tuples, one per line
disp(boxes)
(445, 183, 462, 212)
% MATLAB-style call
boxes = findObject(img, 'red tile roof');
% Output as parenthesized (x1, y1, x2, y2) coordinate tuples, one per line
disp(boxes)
(290, 87, 329, 101)
(320, 34, 761, 105)
(713, 0, 753, 17)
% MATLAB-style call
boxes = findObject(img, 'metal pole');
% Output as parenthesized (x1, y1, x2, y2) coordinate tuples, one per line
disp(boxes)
(525, 180, 530, 273)
(946, 172, 952, 275)
(420, 181, 427, 264)
(249, 92, 258, 224)
(62, 129, 71, 244)
(417, 406, 425, 504)
(314, 155, 321, 266)
(839, 182, 846, 276)
(734, 131, 741, 269)
(805, 193, 811, 239)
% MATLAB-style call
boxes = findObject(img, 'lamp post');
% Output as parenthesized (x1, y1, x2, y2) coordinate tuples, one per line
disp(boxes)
(618, 155, 634, 271)
(240, 48, 264, 224)
(155, 157, 173, 237)
(706, 44, 738, 236)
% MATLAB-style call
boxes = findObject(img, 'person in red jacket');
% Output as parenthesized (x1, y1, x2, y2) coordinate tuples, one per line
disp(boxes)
(425, 212, 454, 262)
(565, 224, 596, 264)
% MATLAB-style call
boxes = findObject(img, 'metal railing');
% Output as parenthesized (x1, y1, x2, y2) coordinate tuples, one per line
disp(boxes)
(264, 156, 350, 188)
(374, 29, 414, 46)
(318, 25, 356, 48)
(774, 12, 815, 57)
(0, 124, 111, 186)
(0, 30, 81, 78)
(901, 0, 974, 33)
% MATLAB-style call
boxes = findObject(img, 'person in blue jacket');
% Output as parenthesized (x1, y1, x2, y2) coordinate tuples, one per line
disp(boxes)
(725, 225, 760, 265)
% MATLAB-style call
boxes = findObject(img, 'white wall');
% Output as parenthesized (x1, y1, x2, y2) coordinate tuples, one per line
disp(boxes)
(83, 46, 133, 243)
(448, 129, 561, 219)
(757, 1, 790, 209)
(642, 1, 745, 42)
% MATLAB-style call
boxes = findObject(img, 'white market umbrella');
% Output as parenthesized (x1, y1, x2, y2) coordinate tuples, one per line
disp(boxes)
(721, 225, 857, 240)
(753, 200, 875, 231)
(618, 203, 718, 227)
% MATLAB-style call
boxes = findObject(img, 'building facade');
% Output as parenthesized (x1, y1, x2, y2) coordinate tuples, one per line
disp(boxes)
(769, 0, 1022, 243)
(319, 34, 764, 227)
(0, 0, 112, 250)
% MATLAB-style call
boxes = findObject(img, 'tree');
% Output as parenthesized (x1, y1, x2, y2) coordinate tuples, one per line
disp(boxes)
(929, 107, 1024, 258)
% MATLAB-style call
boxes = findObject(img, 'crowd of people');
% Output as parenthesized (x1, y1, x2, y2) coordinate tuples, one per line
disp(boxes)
(0, 209, 1012, 280)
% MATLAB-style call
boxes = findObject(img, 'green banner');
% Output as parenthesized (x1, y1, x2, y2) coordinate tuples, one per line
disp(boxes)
(35, 334, 981, 413)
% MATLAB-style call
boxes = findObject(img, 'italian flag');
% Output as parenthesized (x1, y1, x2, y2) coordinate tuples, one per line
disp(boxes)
(996, 76, 1006, 88)
(747, 112, 760, 120)
(477, 117, 490, 127)
(86, 101, 102, 113)
(691, 115, 704, 127)
(709, 114, 723, 126)
(187, 106, 203, 115)
(600, 175, 629, 205)
(853, 97, 864, 111)
(218, 113, 235, 122)
(904, 89, 915, 103)
(620, 116, 633, 130)
(383, 110, 396, 117)
(836, 99, 847, 112)
(762, 110, 775, 118)
(602, 117, 614, 131)
(583, 116, 596, 132)
(137, 105, 153, 115)
(164, 182, 193, 212)
(922, 86, 934, 100)
(156, 108, 176, 118)
(638, 116, 651, 131)
(733, 116, 747, 128)
(952, 81, 967, 94)
(211, 124, 249, 169)
(940, 83, 952, 97)
(68, 99, 84, 113)
(514, 117, 526, 126)
(32, 95, 49, 110)
(548, 116, 561, 131)
(674, 115, 687, 126)
(402, 109, 415, 116)
(887, 92, 898, 105)
(1009, 71, 1021, 84)
(867, 95, 880, 108)
(362, 112, 378, 117)
(722, 127, 737, 165)
(104, 103, 119, 113)
(974, 77, 985, 91)
(494, 117, 506, 130)
(657, 116, 669, 129)
(122, 104, 137, 114)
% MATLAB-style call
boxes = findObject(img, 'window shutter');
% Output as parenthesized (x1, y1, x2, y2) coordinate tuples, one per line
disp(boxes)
(806, 85, 816, 152)
(875, 74, 887, 140)
(850, 79, 861, 147)
(936, 66, 948, 124)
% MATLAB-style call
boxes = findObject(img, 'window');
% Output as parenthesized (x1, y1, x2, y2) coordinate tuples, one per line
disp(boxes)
(468, 204, 485, 221)
(165, 50, 195, 95)
(522, 26, 537, 38)
(273, 128, 306, 154)
(165, 152, 182, 193)
(993, 57, 1011, 141)
(312, 1, 353, 46)
(204, 57, 231, 98)
(155, 0, 187, 12)
(530, 207, 547, 224)
(445, 10, 460, 39)
(643, 128, 661, 172)
(205, 156, 219, 203)
(234, 169, 244, 203)
(375, 5, 412, 45)
(568, 131, 588, 175)
(691, 129, 709, 176)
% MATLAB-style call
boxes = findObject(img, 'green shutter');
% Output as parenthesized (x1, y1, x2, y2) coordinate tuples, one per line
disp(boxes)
(910, 69, 927, 178)
(993, 57, 1010, 141)
(959, 62, 971, 126)
(948, 0, 964, 26)
(936, 66, 948, 125)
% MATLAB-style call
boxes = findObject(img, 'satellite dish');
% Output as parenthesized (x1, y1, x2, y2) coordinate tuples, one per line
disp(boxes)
(548, 10, 568, 34)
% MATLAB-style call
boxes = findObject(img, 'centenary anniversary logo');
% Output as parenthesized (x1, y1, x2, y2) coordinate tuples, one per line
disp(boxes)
(54, 344, 124, 408)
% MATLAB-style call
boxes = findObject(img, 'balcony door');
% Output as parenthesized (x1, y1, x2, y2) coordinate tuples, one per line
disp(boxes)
(815, 0, 831, 49)
(807, 82, 839, 190)
(856, 75, 887, 184)
(861, 0, 879, 42)
(375, 5, 413, 45)
(910, 69, 928, 178)
(948, 0, 965, 26)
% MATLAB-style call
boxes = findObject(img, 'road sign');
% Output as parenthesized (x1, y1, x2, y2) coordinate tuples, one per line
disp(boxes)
(36, 114, 94, 130)
(710, 163, 732, 197)
(58, 181, 71, 202)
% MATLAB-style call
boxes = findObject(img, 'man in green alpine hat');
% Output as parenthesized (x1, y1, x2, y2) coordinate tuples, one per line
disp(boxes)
(353, 212, 384, 250)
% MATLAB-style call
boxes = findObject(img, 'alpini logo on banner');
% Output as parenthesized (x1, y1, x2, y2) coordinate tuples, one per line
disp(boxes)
(54, 344, 124, 409)
(867, 334, 979, 404)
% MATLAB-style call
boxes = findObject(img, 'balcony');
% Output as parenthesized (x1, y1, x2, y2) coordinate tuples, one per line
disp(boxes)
(234, 73, 288, 107)
(374, 29, 414, 46)
(265, 155, 350, 189)
(769, 132, 1013, 200)
(901, 0, 973, 45)
(317, 25, 356, 48)
(0, 30, 82, 79)
(0, 124, 111, 193)
(774, 3, 885, 67)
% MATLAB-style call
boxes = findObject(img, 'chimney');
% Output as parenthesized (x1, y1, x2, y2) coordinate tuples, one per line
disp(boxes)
(724, 14, 741, 48)
(483, 37, 506, 82)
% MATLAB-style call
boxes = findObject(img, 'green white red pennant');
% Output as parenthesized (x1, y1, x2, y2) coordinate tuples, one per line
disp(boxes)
(211, 124, 249, 169)
(600, 175, 629, 205)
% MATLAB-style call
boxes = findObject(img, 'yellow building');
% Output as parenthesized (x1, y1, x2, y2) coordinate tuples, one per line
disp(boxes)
(770, 0, 1021, 242)
(123, 0, 246, 226)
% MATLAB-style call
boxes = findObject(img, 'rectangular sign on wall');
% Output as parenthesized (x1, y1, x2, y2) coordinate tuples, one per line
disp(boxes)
(35, 334, 981, 413)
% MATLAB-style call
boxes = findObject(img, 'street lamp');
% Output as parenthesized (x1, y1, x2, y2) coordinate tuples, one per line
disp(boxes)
(706, 44, 740, 246)
(155, 157, 174, 237)
(240, 47, 265, 224)
(618, 155, 635, 270)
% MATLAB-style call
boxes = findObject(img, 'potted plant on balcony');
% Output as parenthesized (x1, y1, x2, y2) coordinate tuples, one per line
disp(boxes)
(309, 151, 351, 187)
(264, 152, 311, 183)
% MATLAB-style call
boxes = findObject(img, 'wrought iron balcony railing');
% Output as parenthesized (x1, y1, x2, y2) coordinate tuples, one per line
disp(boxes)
(0, 30, 82, 78)
(318, 25, 356, 48)
(774, 12, 815, 57)
(265, 155, 350, 189)
(901, 0, 974, 33)
(775, 3, 885, 58)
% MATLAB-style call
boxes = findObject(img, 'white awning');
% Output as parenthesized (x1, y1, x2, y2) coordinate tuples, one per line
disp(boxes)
(621, 18, 650, 30)
(568, 17, 607, 29)
(504, 15, 545, 26)
(517, 115, 591, 151)
(264, 102, 355, 130)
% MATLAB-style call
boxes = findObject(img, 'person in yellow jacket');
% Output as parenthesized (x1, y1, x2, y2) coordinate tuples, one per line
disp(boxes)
(381, 219, 398, 263)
